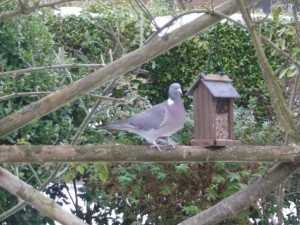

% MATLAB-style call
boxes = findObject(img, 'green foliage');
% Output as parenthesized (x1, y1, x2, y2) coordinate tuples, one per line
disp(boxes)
(46, 3, 145, 62)
(0, 13, 54, 70)
(234, 100, 284, 145)
(182, 205, 200, 216)
(0, 12, 63, 224)
(175, 163, 190, 174)
(1, 1, 299, 224)
(89, 163, 216, 224)
(51, 161, 262, 225)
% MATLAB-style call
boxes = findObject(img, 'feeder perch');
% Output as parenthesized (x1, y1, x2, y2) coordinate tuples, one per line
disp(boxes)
(186, 74, 241, 146)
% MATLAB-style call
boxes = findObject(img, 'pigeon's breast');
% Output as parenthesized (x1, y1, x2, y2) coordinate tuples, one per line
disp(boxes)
(162, 101, 185, 135)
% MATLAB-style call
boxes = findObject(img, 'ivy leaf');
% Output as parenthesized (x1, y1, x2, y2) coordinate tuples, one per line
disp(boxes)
(65, 170, 76, 183)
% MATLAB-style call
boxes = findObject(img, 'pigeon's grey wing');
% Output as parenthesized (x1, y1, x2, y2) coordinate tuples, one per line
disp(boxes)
(127, 102, 167, 131)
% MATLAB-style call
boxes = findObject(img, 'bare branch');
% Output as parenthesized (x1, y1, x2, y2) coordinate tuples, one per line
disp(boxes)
(0, 167, 88, 225)
(0, 64, 148, 78)
(71, 49, 120, 144)
(0, 0, 78, 21)
(134, 0, 159, 30)
(27, 163, 42, 186)
(89, 95, 125, 102)
(0, 64, 106, 78)
(237, 0, 300, 143)
(145, 9, 207, 44)
(0, 145, 300, 163)
(0, 92, 124, 103)
(0, 92, 51, 101)
(54, 52, 89, 114)
(0, 163, 65, 221)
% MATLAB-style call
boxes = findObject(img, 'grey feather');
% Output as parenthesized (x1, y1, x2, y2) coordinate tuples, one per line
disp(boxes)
(102, 83, 186, 150)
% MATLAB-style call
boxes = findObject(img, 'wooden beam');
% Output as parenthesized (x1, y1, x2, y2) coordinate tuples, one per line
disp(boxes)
(0, 145, 299, 163)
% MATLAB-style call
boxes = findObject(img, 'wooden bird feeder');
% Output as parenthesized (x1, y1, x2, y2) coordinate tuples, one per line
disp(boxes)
(186, 74, 241, 146)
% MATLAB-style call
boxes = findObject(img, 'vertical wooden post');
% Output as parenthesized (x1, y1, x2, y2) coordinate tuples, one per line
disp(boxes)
(228, 98, 234, 139)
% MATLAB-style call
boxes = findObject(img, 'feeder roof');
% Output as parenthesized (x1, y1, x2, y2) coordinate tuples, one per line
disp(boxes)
(202, 80, 240, 98)
(186, 74, 240, 98)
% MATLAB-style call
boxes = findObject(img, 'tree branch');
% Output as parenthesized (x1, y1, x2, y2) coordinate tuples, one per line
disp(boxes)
(237, 0, 300, 143)
(0, 0, 78, 21)
(145, 9, 207, 44)
(0, 145, 299, 163)
(54, 52, 89, 114)
(0, 64, 106, 78)
(0, 0, 259, 138)
(71, 49, 120, 144)
(0, 92, 123, 102)
(89, 95, 125, 102)
(0, 167, 88, 225)
(178, 161, 300, 225)
(0, 163, 65, 221)
(0, 64, 148, 78)
(0, 92, 51, 101)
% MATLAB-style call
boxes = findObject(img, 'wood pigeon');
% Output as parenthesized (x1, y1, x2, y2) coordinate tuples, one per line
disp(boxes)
(102, 83, 186, 150)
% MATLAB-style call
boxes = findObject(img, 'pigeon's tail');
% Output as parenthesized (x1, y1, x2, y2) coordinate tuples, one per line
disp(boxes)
(102, 124, 121, 130)
(102, 120, 134, 131)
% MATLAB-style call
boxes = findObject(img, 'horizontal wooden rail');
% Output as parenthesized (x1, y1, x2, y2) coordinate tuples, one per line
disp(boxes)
(0, 145, 299, 163)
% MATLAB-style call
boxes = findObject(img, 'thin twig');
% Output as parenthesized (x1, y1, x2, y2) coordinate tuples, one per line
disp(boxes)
(54, 52, 88, 114)
(0, 64, 105, 78)
(71, 50, 120, 144)
(145, 9, 207, 44)
(0, 64, 148, 78)
(0, 0, 12, 7)
(134, 0, 159, 30)
(0, 92, 123, 102)
(0, 0, 78, 21)
(284, 3, 300, 145)
(27, 164, 42, 186)
(89, 95, 125, 102)
(65, 182, 76, 208)
(0, 92, 51, 101)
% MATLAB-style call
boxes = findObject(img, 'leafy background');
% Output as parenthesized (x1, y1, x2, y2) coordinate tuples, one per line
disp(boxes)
(0, 1, 299, 224)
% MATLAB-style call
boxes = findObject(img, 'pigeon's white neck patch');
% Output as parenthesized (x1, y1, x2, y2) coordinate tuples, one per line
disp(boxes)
(167, 98, 174, 105)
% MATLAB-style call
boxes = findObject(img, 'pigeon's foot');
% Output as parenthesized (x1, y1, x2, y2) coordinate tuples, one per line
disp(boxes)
(150, 144, 162, 151)
(157, 137, 178, 149)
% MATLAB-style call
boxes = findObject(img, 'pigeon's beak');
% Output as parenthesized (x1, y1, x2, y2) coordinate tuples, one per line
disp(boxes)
(178, 88, 183, 95)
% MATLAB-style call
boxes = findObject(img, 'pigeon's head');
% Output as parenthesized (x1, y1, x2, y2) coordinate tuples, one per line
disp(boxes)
(168, 83, 182, 102)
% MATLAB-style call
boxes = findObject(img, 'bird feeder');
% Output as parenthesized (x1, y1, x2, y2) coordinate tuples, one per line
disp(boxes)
(186, 74, 241, 146)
